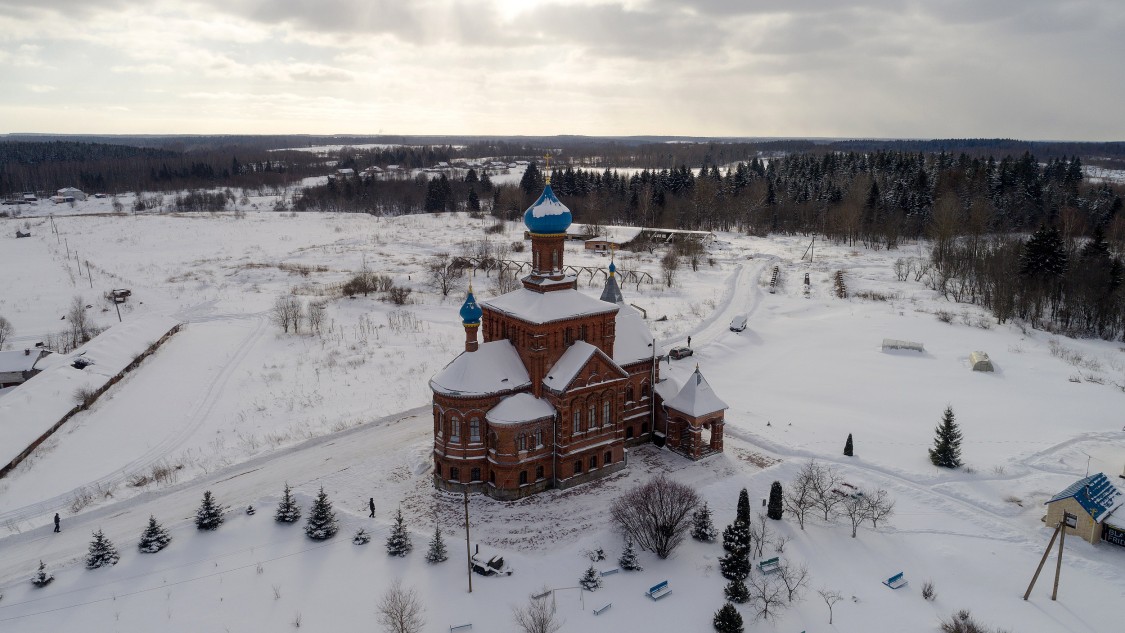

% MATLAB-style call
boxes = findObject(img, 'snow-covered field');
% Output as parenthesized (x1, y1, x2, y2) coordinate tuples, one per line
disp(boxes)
(0, 205, 1123, 632)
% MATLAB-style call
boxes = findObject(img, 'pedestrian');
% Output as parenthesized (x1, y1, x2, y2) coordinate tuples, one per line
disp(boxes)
(53, 513, 60, 533)
(687, 335, 692, 348)
(369, 497, 375, 518)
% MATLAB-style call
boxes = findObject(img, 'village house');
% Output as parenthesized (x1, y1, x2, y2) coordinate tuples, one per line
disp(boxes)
(1044, 472, 1125, 547)
(0, 349, 52, 390)
(431, 179, 726, 500)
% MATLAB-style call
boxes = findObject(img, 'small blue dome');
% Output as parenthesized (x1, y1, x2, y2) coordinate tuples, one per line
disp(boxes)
(608, 260, 616, 275)
(523, 184, 572, 234)
(459, 290, 482, 324)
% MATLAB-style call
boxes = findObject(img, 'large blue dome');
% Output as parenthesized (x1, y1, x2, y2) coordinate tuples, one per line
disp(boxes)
(523, 184, 572, 234)
(459, 290, 482, 324)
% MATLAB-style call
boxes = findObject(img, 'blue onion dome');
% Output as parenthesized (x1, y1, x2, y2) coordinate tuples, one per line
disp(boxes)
(608, 260, 617, 275)
(459, 289, 483, 324)
(523, 184, 572, 234)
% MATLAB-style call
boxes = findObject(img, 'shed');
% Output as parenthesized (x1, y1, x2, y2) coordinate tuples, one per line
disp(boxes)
(0, 349, 52, 388)
(56, 187, 87, 201)
(969, 351, 994, 372)
(881, 339, 924, 353)
(1044, 472, 1124, 546)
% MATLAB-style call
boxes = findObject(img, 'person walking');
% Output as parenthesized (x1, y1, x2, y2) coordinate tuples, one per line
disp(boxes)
(687, 335, 692, 348)
(53, 513, 61, 533)
(368, 497, 375, 518)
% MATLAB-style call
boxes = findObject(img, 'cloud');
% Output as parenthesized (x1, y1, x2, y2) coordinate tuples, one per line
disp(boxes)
(27, 84, 56, 93)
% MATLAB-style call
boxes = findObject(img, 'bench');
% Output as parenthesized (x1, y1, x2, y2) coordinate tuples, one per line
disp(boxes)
(531, 590, 552, 600)
(883, 572, 907, 590)
(599, 567, 620, 577)
(646, 580, 672, 600)
(758, 557, 781, 573)
(450, 624, 472, 632)
(594, 603, 613, 615)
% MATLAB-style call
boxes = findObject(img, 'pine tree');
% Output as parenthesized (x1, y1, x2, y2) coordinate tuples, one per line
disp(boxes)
(767, 481, 784, 520)
(929, 406, 964, 468)
(304, 486, 338, 540)
(722, 518, 751, 554)
(138, 515, 172, 553)
(86, 529, 120, 569)
(736, 488, 750, 526)
(618, 540, 643, 571)
(724, 577, 750, 604)
(1020, 224, 1068, 278)
(467, 187, 480, 212)
(718, 547, 750, 581)
(425, 524, 448, 563)
(353, 528, 371, 545)
(579, 565, 602, 591)
(713, 602, 744, 633)
(691, 502, 717, 542)
(195, 491, 224, 530)
(275, 482, 302, 523)
(385, 507, 412, 557)
(844, 433, 854, 457)
(31, 560, 54, 587)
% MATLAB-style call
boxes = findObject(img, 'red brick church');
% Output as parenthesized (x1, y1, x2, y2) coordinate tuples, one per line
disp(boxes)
(431, 180, 727, 500)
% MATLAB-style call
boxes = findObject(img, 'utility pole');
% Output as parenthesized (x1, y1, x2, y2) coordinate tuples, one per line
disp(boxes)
(65, 238, 69, 258)
(1024, 511, 1075, 601)
(1052, 512, 1071, 600)
(86, 260, 93, 288)
(1023, 521, 1062, 600)
(463, 489, 472, 594)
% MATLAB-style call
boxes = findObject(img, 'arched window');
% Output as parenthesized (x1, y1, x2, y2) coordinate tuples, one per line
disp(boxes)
(535, 429, 543, 447)
(573, 409, 581, 433)
(641, 382, 651, 399)
(604, 451, 612, 465)
(626, 385, 634, 403)
(450, 416, 460, 443)
(470, 417, 480, 442)
(450, 467, 460, 481)
(517, 434, 526, 452)
(588, 403, 596, 427)
(603, 401, 611, 426)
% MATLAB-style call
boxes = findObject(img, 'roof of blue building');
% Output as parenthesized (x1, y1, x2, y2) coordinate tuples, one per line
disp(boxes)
(1046, 472, 1123, 522)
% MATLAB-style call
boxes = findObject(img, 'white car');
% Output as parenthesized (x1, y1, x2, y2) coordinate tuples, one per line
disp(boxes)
(729, 315, 748, 332)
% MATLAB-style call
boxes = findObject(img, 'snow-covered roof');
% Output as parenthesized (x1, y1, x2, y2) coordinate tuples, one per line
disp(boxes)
(0, 349, 50, 374)
(614, 304, 655, 366)
(487, 393, 555, 426)
(543, 342, 597, 391)
(1046, 472, 1124, 522)
(57, 187, 84, 195)
(483, 288, 616, 325)
(430, 340, 530, 397)
(663, 367, 728, 417)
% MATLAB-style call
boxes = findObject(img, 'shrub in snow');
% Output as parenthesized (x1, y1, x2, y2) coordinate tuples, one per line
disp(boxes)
(579, 565, 602, 591)
(376, 579, 425, 633)
(195, 491, 224, 530)
(722, 519, 750, 555)
(724, 577, 750, 604)
(940, 609, 1006, 633)
(275, 482, 302, 523)
(609, 474, 699, 559)
(618, 540, 643, 571)
(713, 602, 744, 633)
(304, 486, 338, 540)
(386, 507, 412, 557)
(353, 529, 372, 545)
(922, 580, 937, 601)
(246, 505, 256, 515)
(586, 546, 606, 562)
(736, 488, 751, 526)
(425, 524, 448, 564)
(844, 433, 854, 457)
(86, 529, 120, 569)
(691, 502, 717, 542)
(767, 482, 784, 520)
(31, 561, 54, 587)
(138, 515, 172, 553)
(512, 590, 564, 633)
(930, 406, 964, 468)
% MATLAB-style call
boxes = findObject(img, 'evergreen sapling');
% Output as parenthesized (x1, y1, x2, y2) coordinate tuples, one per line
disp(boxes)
(275, 482, 301, 523)
(929, 406, 964, 468)
(767, 481, 784, 521)
(713, 602, 744, 633)
(31, 561, 53, 587)
(425, 524, 448, 563)
(86, 529, 120, 569)
(353, 528, 372, 545)
(304, 486, 338, 540)
(844, 433, 854, 457)
(138, 515, 171, 553)
(618, 540, 643, 571)
(724, 577, 750, 604)
(736, 488, 751, 526)
(195, 491, 224, 531)
(385, 507, 412, 557)
(691, 501, 717, 541)
(579, 565, 602, 591)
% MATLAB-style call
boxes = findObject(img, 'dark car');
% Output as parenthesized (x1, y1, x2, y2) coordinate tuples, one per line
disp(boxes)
(669, 346, 693, 360)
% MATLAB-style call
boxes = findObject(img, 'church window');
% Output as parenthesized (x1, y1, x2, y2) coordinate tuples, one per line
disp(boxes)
(535, 429, 543, 447)
(517, 434, 527, 451)
(450, 467, 460, 481)
(574, 460, 583, 474)
(626, 385, 634, 402)
(579, 325, 588, 340)
(588, 404, 596, 427)
(603, 401, 611, 426)
(589, 455, 598, 469)
(626, 426, 635, 439)
(470, 418, 480, 442)
(519, 470, 528, 485)
(641, 383, 651, 399)
(536, 465, 544, 480)
(573, 410, 581, 433)
(564, 328, 572, 345)
(604, 451, 612, 465)
(470, 467, 481, 482)
(551, 250, 558, 269)
(450, 416, 460, 442)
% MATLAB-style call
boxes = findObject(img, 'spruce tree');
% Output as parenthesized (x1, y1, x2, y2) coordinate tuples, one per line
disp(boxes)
(353, 528, 371, 545)
(718, 547, 750, 581)
(618, 540, 643, 571)
(767, 481, 784, 520)
(86, 529, 120, 569)
(691, 502, 717, 542)
(579, 565, 602, 591)
(425, 524, 448, 563)
(304, 486, 338, 540)
(195, 491, 224, 530)
(724, 577, 750, 604)
(385, 507, 412, 557)
(275, 482, 301, 523)
(713, 602, 744, 633)
(929, 406, 964, 469)
(722, 518, 751, 554)
(138, 515, 172, 553)
(736, 488, 750, 526)
(31, 560, 54, 587)
(844, 433, 854, 457)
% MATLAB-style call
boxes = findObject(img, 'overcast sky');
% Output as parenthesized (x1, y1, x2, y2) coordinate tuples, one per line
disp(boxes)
(1, 0, 1122, 140)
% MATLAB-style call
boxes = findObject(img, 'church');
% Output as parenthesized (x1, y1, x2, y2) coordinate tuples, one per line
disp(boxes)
(431, 179, 727, 500)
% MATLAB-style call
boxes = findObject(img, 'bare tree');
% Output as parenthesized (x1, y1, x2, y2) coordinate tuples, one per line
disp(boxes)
(427, 253, 461, 297)
(306, 301, 326, 334)
(783, 469, 815, 530)
(841, 494, 867, 538)
(660, 251, 679, 287)
(864, 488, 895, 529)
(817, 588, 843, 624)
(0, 315, 12, 350)
(512, 590, 564, 633)
(802, 460, 842, 522)
(746, 573, 787, 622)
(492, 268, 520, 295)
(777, 561, 810, 603)
(67, 295, 91, 347)
(270, 295, 302, 334)
(609, 473, 699, 559)
(747, 513, 772, 558)
(377, 579, 425, 633)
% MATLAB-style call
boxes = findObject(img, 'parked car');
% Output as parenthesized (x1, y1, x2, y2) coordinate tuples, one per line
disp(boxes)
(729, 314, 748, 332)
(669, 346, 693, 360)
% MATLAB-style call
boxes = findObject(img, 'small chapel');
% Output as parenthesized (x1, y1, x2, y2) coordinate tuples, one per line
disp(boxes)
(431, 178, 727, 500)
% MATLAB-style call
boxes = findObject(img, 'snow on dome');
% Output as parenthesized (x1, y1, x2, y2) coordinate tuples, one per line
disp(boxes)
(430, 340, 530, 397)
(523, 184, 572, 234)
(664, 366, 728, 417)
(487, 393, 555, 426)
(459, 289, 483, 324)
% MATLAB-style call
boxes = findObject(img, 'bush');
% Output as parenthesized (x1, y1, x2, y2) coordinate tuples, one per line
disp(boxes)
(922, 580, 936, 601)
(610, 474, 699, 559)
(386, 286, 412, 305)
(939, 609, 1010, 633)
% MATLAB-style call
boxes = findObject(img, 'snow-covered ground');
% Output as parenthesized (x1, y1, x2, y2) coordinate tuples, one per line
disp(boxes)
(0, 208, 1123, 632)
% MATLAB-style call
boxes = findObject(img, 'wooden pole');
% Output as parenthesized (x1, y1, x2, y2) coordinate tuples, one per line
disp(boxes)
(1051, 514, 1069, 600)
(114, 300, 122, 323)
(86, 260, 93, 288)
(1023, 521, 1062, 600)
(463, 489, 472, 594)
